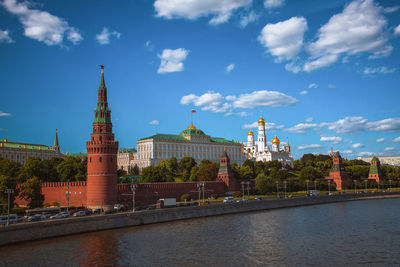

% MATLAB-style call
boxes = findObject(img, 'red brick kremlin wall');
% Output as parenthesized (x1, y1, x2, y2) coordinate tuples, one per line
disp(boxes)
(15, 181, 228, 208)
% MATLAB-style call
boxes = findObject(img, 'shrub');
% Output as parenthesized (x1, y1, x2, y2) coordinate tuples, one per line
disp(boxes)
(210, 193, 219, 200)
(52, 201, 60, 207)
(232, 191, 242, 198)
(181, 193, 191, 202)
(43, 203, 51, 208)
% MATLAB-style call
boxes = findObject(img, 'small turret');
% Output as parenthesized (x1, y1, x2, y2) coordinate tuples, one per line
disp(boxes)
(53, 129, 60, 152)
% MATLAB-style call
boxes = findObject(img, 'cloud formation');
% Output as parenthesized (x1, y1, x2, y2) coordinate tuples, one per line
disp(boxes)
(376, 138, 384, 142)
(149, 120, 159, 125)
(320, 136, 343, 144)
(154, 0, 251, 25)
(0, 30, 14, 43)
(258, 16, 307, 61)
(395, 24, 400, 35)
(158, 48, 189, 74)
(181, 90, 298, 116)
(304, 0, 392, 72)
(240, 11, 258, 28)
(393, 137, 400, 143)
(0, 111, 12, 117)
(264, 0, 285, 8)
(352, 143, 364, 148)
(357, 151, 374, 156)
(298, 144, 321, 150)
(300, 90, 308, 95)
(384, 147, 395, 152)
(242, 121, 284, 131)
(285, 123, 317, 133)
(226, 63, 235, 73)
(320, 116, 400, 134)
(308, 83, 318, 89)
(363, 66, 396, 75)
(96, 27, 121, 45)
(2, 0, 82, 45)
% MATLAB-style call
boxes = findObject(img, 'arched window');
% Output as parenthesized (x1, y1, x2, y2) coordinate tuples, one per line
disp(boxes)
(99, 157, 102, 162)
(90, 157, 92, 163)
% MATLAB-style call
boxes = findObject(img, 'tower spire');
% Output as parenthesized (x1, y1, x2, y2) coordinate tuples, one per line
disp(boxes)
(94, 65, 111, 124)
(54, 129, 60, 152)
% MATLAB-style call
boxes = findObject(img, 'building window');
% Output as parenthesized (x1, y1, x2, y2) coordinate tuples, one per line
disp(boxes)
(99, 157, 102, 162)
(110, 157, 113, 162)
(90, 157, 92, 163)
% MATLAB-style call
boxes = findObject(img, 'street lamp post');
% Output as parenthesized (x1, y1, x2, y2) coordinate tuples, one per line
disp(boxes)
(241, 181, 245, 200)
(378, 180, 380, 192)
(276, 181, 279, 198)
(283, 180, 287, 198)
(353, 180, 357, 194)
(389, 180, 392, 192)
(246, 181, 250, 198)
(197, 182, 204, 205)
(364, 179, 368, 192)
(328, 180, 331, 195)
(314, 180, 317, 191)
(4, 189, 14, 227)
(65, 184, 70, 212)
(202, 182, 205, 203)
(131, 183, 138, 212)
(306, 180, 309, 195)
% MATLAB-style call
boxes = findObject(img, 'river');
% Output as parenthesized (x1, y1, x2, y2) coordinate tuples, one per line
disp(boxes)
(1, 198, 399, 266)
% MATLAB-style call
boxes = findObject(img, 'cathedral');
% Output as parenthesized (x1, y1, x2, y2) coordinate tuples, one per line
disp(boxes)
(243, 113, 293, 167)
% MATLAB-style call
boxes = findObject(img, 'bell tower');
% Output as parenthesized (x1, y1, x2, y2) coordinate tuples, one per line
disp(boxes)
(86, 65, 119, 210)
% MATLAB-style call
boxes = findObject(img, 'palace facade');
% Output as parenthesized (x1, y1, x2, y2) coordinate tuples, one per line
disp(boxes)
(0, 131, 65, 164)
(243, 113, 293, 167)
(129, 122, 246, 170)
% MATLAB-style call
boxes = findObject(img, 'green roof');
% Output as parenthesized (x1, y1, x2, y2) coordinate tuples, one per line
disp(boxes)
(180, 128, 206, 136)
(0, 140, 52, 151)
(139, 134, 188, 142)
(119, 148, 137, 153)
(211, 137, 236, 144)
(69, 152, 87, 157)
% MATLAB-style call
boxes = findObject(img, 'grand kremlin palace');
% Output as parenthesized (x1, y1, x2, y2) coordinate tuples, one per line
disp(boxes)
(130, 122, 247, 170)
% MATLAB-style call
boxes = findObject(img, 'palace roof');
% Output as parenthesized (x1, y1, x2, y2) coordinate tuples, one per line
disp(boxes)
(0, 139, 52, 151)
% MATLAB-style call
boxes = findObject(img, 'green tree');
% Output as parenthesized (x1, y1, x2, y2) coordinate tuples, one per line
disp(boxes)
(117, 168, 127, 177)
(18, 157, 43, 182)
(56, 157, 87, 182)
(255, 173, 269, 195)
(21, 176, 44, 209)
(299, 166, 319, 181)
(0, 158, 22, 179)
(198, 163, 218, 181)
(239, 165, 254, 180)
(128, 164, 139, 176)
(0, 174, 18, 213)
(189, 166, 199, 182)
(179, 157, 196, 172)
(168, 157, 178, 173)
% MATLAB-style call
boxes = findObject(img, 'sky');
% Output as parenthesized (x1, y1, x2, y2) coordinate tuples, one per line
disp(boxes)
(0, 0, 399, 159)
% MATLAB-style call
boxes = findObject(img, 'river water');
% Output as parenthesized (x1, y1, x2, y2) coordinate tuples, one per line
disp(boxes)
(1, 198, 400, 266)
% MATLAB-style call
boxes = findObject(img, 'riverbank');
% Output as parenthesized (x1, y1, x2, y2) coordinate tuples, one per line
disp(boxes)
(1, 192, 399, 246)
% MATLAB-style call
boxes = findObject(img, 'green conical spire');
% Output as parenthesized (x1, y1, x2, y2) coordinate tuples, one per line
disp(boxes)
(54, 129, 60, 151)
(99, 65, 106, 89)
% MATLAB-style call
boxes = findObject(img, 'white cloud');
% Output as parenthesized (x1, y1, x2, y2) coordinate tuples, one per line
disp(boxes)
(306, 117, 313, 122)
(383, 6, 400, 13)
(0, 111, 12, 117)
(154, 0, 251, 25)
(342, 150, 353, 154)
(328, 84, 336, 88)
(300, 90, 308, 95)
(264, 0, 285, 8)
(320, 136, 343, 144)
(284, 62, 302, 73)
(393, 137, 400, 143)
(384, 147, 395, 152)
(395, 25, 400, 35)
(232, 90, 299, 108)
(304, 0, 392, 71)
(96, 27, 121, 45)
(149, 120, 159, 125)
(180, 92, 230, 113)
(376, 138, 384, 142)
(364, 66, 396, 75)
(258, 16, 308, 61)
(2, 0, 82, 46)
(352, 143, 364, 148)
(240, 11, 259, 28)
(298, 144, 321, 150)
(308, 83, 318, 89)
(158, 48, 189, 74)
(286, 123, 317, 133)
(226, 63, 235, 73)
(320, 116, 400, 134)
(0, 30, 14, 43)
(242, 121, 284, 131)
(358, 151, 374, 156)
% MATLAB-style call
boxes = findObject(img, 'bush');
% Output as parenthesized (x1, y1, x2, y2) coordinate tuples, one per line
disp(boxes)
(181, 193, 191, 202)
(232, 191, 242, 198)
(210, 193, 219, 200)
(43, 203, 51, 208)
(52, 201, 60, 207)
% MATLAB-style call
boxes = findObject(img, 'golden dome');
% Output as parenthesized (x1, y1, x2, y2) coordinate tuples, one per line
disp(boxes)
(258, 114, 265, 125)
(247, 130, 254, 136)
(272, 135, 280, 145)
(187, 121, 196, 130)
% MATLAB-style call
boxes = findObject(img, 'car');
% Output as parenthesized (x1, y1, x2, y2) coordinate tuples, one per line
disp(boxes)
(200, 201, 210, 206)
(28, 214, 45, 222)
(114, 204, 126, 212)
(146, 205, 156, 210)
(73, 211, 86, 217)
(255, 197, 262, 200)
(191, 202, 199, 206)
(60, 212, 70, 218)
(93, 208, 104, 214)
(236, 199, 249, 203)
(223, 197, 234, 203)
(105, 208, 117, 214)
(50, 213, 64, 219)
(42, 213, 52, 219)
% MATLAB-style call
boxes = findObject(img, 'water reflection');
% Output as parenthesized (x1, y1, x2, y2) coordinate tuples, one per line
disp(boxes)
(1, 198, 400, 266)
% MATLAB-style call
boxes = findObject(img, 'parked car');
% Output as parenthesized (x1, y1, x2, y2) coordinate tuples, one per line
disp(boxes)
(93, 209, 104, 214)
(223, 197, 234, 203)
(114, 204, 126, 212)
(255, 197, 262, 200)
(200, 201, 210, 206)
(60, 212, 70, 218)
(236, 199, 248, 203)
(84, 209, 93, 215)
(28, 214, 45, 222)
(0, 214, 22, 224)
(146, 205, 157, 210)
(50, 213, 64, 219)
(42, 213, 52, 219)
(105, 208, 117, 214)
(73, 211, 86, 217)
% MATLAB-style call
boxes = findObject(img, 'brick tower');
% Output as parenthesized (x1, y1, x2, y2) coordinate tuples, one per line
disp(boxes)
(368, 156, 382, 182)
(325, 150, 350, 190)
(217, 150, 238, 191)
(86, 65, 119, 210)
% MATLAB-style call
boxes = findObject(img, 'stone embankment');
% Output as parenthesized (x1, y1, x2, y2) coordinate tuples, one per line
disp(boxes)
(1, 192, 399, 246)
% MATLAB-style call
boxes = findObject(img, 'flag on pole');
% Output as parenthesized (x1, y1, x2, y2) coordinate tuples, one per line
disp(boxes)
(191, 109, 196, 113)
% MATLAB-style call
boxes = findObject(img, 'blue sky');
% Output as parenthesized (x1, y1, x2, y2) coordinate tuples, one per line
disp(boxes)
(0, 0, 399, 159)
